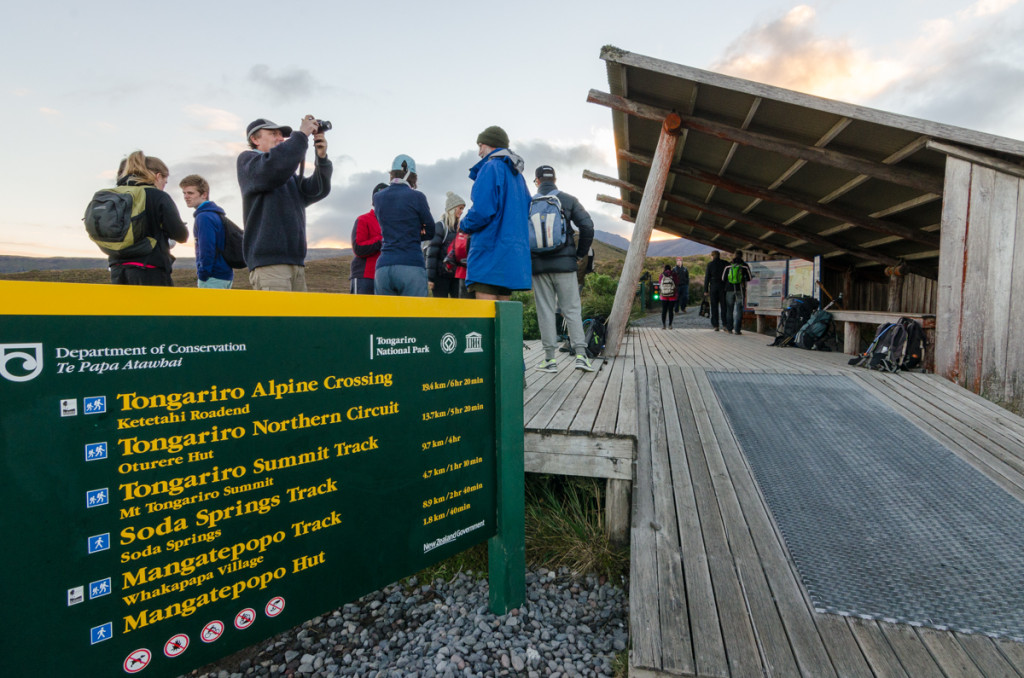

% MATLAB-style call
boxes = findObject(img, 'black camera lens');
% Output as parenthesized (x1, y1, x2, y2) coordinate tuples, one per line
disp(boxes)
(315, 119, 332, 132)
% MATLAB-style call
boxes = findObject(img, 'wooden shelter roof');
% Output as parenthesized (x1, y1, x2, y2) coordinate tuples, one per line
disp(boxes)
(589, 46, 1024, 279)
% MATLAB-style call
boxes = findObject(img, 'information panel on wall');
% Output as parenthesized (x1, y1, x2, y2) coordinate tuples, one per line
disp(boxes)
(0, 282, 518, 677)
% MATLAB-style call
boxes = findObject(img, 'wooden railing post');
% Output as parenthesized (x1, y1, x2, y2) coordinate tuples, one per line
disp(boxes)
(604, 114, 683, 357)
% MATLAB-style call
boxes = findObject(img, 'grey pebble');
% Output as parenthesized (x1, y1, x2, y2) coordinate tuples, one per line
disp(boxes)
(177, 568, 627, 678)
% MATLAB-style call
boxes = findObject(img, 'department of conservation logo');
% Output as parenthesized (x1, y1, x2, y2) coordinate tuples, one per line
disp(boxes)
(440, 333, 457, 354)
(0, 343, 44, 382)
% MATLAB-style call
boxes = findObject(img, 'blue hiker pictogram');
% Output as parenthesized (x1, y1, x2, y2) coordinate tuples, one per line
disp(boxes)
(90, 622, 112, 645)
(84, 396, 106, 414)
(86, 488, 108, 508)
(88, 533, 110, 554)
(90, 577, 111, 599)
(85, 442, 107, 461)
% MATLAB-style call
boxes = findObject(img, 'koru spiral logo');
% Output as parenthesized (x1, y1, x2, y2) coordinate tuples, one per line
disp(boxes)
(0, 343, 44, 382)
(440, 333, 458, 354)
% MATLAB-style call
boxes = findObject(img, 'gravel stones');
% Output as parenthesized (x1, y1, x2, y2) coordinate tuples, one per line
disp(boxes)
(180, 568, 627, 677)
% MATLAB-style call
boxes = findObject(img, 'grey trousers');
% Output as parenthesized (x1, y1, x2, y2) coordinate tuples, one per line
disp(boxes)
(534, 271, 587, 359)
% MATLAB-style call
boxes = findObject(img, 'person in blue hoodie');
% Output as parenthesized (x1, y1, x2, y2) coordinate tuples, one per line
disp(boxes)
(459, 126, 531, 300)
(180, 175, 233, 288)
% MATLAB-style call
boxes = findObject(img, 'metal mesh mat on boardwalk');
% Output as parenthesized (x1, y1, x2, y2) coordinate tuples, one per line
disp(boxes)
(708, 372, 1024, 640)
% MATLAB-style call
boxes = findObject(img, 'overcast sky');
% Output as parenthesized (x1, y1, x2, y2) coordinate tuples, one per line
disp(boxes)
(3, 0, 1022, 258)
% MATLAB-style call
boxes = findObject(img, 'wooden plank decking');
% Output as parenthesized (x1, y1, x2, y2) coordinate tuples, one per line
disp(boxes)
(522, 327, 1024, 677)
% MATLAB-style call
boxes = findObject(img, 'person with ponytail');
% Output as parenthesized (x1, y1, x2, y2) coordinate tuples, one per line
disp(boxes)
(108, 150, 188, 285)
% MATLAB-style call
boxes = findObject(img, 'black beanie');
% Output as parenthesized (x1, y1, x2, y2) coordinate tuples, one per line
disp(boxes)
(477, 125, 509, 148)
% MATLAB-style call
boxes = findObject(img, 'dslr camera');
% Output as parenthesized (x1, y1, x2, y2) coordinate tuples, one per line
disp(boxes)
(315, 119, 332, 133)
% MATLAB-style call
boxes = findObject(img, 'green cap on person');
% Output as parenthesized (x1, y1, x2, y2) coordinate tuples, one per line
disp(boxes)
(476, 125, 509, 148)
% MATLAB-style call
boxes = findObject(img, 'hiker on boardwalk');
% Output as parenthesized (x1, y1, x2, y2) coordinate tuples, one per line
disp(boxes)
(659, 264, 679, 329)
(373, 155, 434, 297)
(237, 116, 332, 292)
(106, 151, 188, 286)
(672, 257, 689, 314)
(180, 174, 233, 289)
(704, 250, 728, 331)
(425, 191, 466, 299)
(723, 250, 753, 335)
(530, 165, 596, 373)
(349, 183, 388, 294)
(459, 125, 531, 301)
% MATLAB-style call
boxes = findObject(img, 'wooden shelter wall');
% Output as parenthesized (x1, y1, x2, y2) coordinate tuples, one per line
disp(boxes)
(821, 270, 937, 314)
(935, 157, 1024, 416)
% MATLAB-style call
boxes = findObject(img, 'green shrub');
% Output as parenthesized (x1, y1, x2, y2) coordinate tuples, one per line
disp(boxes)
(512, 291, 540, 340)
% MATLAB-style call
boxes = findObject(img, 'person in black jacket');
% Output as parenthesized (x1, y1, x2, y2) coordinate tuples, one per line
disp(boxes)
(107, 151, 188, 286)
(530, 166, 596, 373)
(425, 191, 465, 298)
(704, 250, 728, 331)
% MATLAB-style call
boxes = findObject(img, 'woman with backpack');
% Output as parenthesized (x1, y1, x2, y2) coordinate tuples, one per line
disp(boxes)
(102, 150, 188, 286)
(425, 191, 465, 298)
(659, 264, 678, 329)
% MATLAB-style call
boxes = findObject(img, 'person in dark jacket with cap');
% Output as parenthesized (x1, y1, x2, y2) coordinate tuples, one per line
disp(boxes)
(236, 115, 332, 291)
(459, 125, 531, 300)
(373, 154, 435, 297)
(530, 165, 596, 373)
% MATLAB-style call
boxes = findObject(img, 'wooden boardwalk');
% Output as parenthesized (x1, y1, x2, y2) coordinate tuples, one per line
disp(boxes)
(523, 327, 1024, 678)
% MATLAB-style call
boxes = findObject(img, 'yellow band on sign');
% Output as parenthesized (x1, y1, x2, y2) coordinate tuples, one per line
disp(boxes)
(0, 281, 497, 319)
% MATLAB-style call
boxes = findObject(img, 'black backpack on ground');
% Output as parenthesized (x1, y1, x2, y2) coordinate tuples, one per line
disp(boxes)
(848, 318, 926, 372)
(219, 215, 246, 269)
(583, 317, 606, 359)
(770, 295, 819, 346)
(794, 308, 837, 351)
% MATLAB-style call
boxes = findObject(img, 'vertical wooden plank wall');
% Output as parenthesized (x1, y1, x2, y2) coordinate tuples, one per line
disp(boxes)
(936, 157, 971, 381)
(936, 157, 1024, 416)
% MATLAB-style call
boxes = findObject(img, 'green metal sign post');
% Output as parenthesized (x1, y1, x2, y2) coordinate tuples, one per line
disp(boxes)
(0, 281, 524, 677)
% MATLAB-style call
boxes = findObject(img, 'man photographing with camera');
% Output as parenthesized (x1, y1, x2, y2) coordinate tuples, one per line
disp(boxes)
(237, 114, 333, 291)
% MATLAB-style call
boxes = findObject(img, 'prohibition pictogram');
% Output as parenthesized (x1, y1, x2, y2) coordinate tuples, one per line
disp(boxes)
(200, 620, 224, 643)
(265, 596, 285, 617)
(163, 633, 190, 658)
(123, 648, 152, 673)
(234, 608, 256, 630)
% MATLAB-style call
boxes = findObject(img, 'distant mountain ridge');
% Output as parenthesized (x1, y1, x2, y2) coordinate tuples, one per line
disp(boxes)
(0, 238, 714, 274)
(592, 230, 713, 257)
(0, 248, 352, 274)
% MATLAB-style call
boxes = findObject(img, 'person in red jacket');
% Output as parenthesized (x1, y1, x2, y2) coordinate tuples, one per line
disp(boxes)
(349, 183, 388, 294)
(659, 264, 679, 329)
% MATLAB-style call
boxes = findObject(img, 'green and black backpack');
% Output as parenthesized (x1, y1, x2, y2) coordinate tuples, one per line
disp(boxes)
(83, 186, 155, 258)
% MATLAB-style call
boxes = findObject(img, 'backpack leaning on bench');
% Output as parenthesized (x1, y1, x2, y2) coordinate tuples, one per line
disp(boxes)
(849, 318, 926, 372)
(771, 295, 819, 347)
(793, 307, 837, 351)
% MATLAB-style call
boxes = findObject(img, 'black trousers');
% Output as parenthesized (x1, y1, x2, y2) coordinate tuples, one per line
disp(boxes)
(432, 276, 459, 298)
(661, 300, 675, 327)
(708, 286, 728, 328)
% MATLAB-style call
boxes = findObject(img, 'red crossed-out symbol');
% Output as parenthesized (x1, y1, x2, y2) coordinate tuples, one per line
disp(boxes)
(163, 633, 189, 658)
(201, 620, 224, 643)
(265, 596, 285, 617)
(234, 608, 256, 630)
(123, 648, 152, 673)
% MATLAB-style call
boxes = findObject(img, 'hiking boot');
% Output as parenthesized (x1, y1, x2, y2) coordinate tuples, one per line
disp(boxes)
(574, 354, 596, 372)
(735, 330, 742, 335)
(714, 326, 720, 332)
(535, 358, 557, 373)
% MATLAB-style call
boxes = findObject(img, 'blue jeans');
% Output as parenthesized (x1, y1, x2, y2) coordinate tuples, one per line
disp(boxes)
(375, 265, 428, 297)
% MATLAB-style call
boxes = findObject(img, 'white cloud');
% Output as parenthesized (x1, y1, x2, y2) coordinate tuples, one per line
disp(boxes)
(183, 105, 241, 132)
(39, 107, 60, 116)
(711, 5, 906, 101)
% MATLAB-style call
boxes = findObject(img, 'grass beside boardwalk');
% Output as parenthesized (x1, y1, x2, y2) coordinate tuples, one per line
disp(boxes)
(416, 474, 629, 584)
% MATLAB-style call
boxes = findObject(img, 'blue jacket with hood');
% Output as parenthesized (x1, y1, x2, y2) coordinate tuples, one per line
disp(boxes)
(459, 148, 532, 291)
(192, 201, 233, 282)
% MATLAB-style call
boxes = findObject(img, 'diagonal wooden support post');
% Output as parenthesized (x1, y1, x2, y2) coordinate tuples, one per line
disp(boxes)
(604, 114, 683, 357)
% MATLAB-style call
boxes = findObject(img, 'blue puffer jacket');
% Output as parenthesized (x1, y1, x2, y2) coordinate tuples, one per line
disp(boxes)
(192, 201, 233, 282)
(459, 149, 532, 291)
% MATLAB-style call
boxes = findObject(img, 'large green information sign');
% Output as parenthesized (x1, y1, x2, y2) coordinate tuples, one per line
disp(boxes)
(0, 281, 524, 677)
